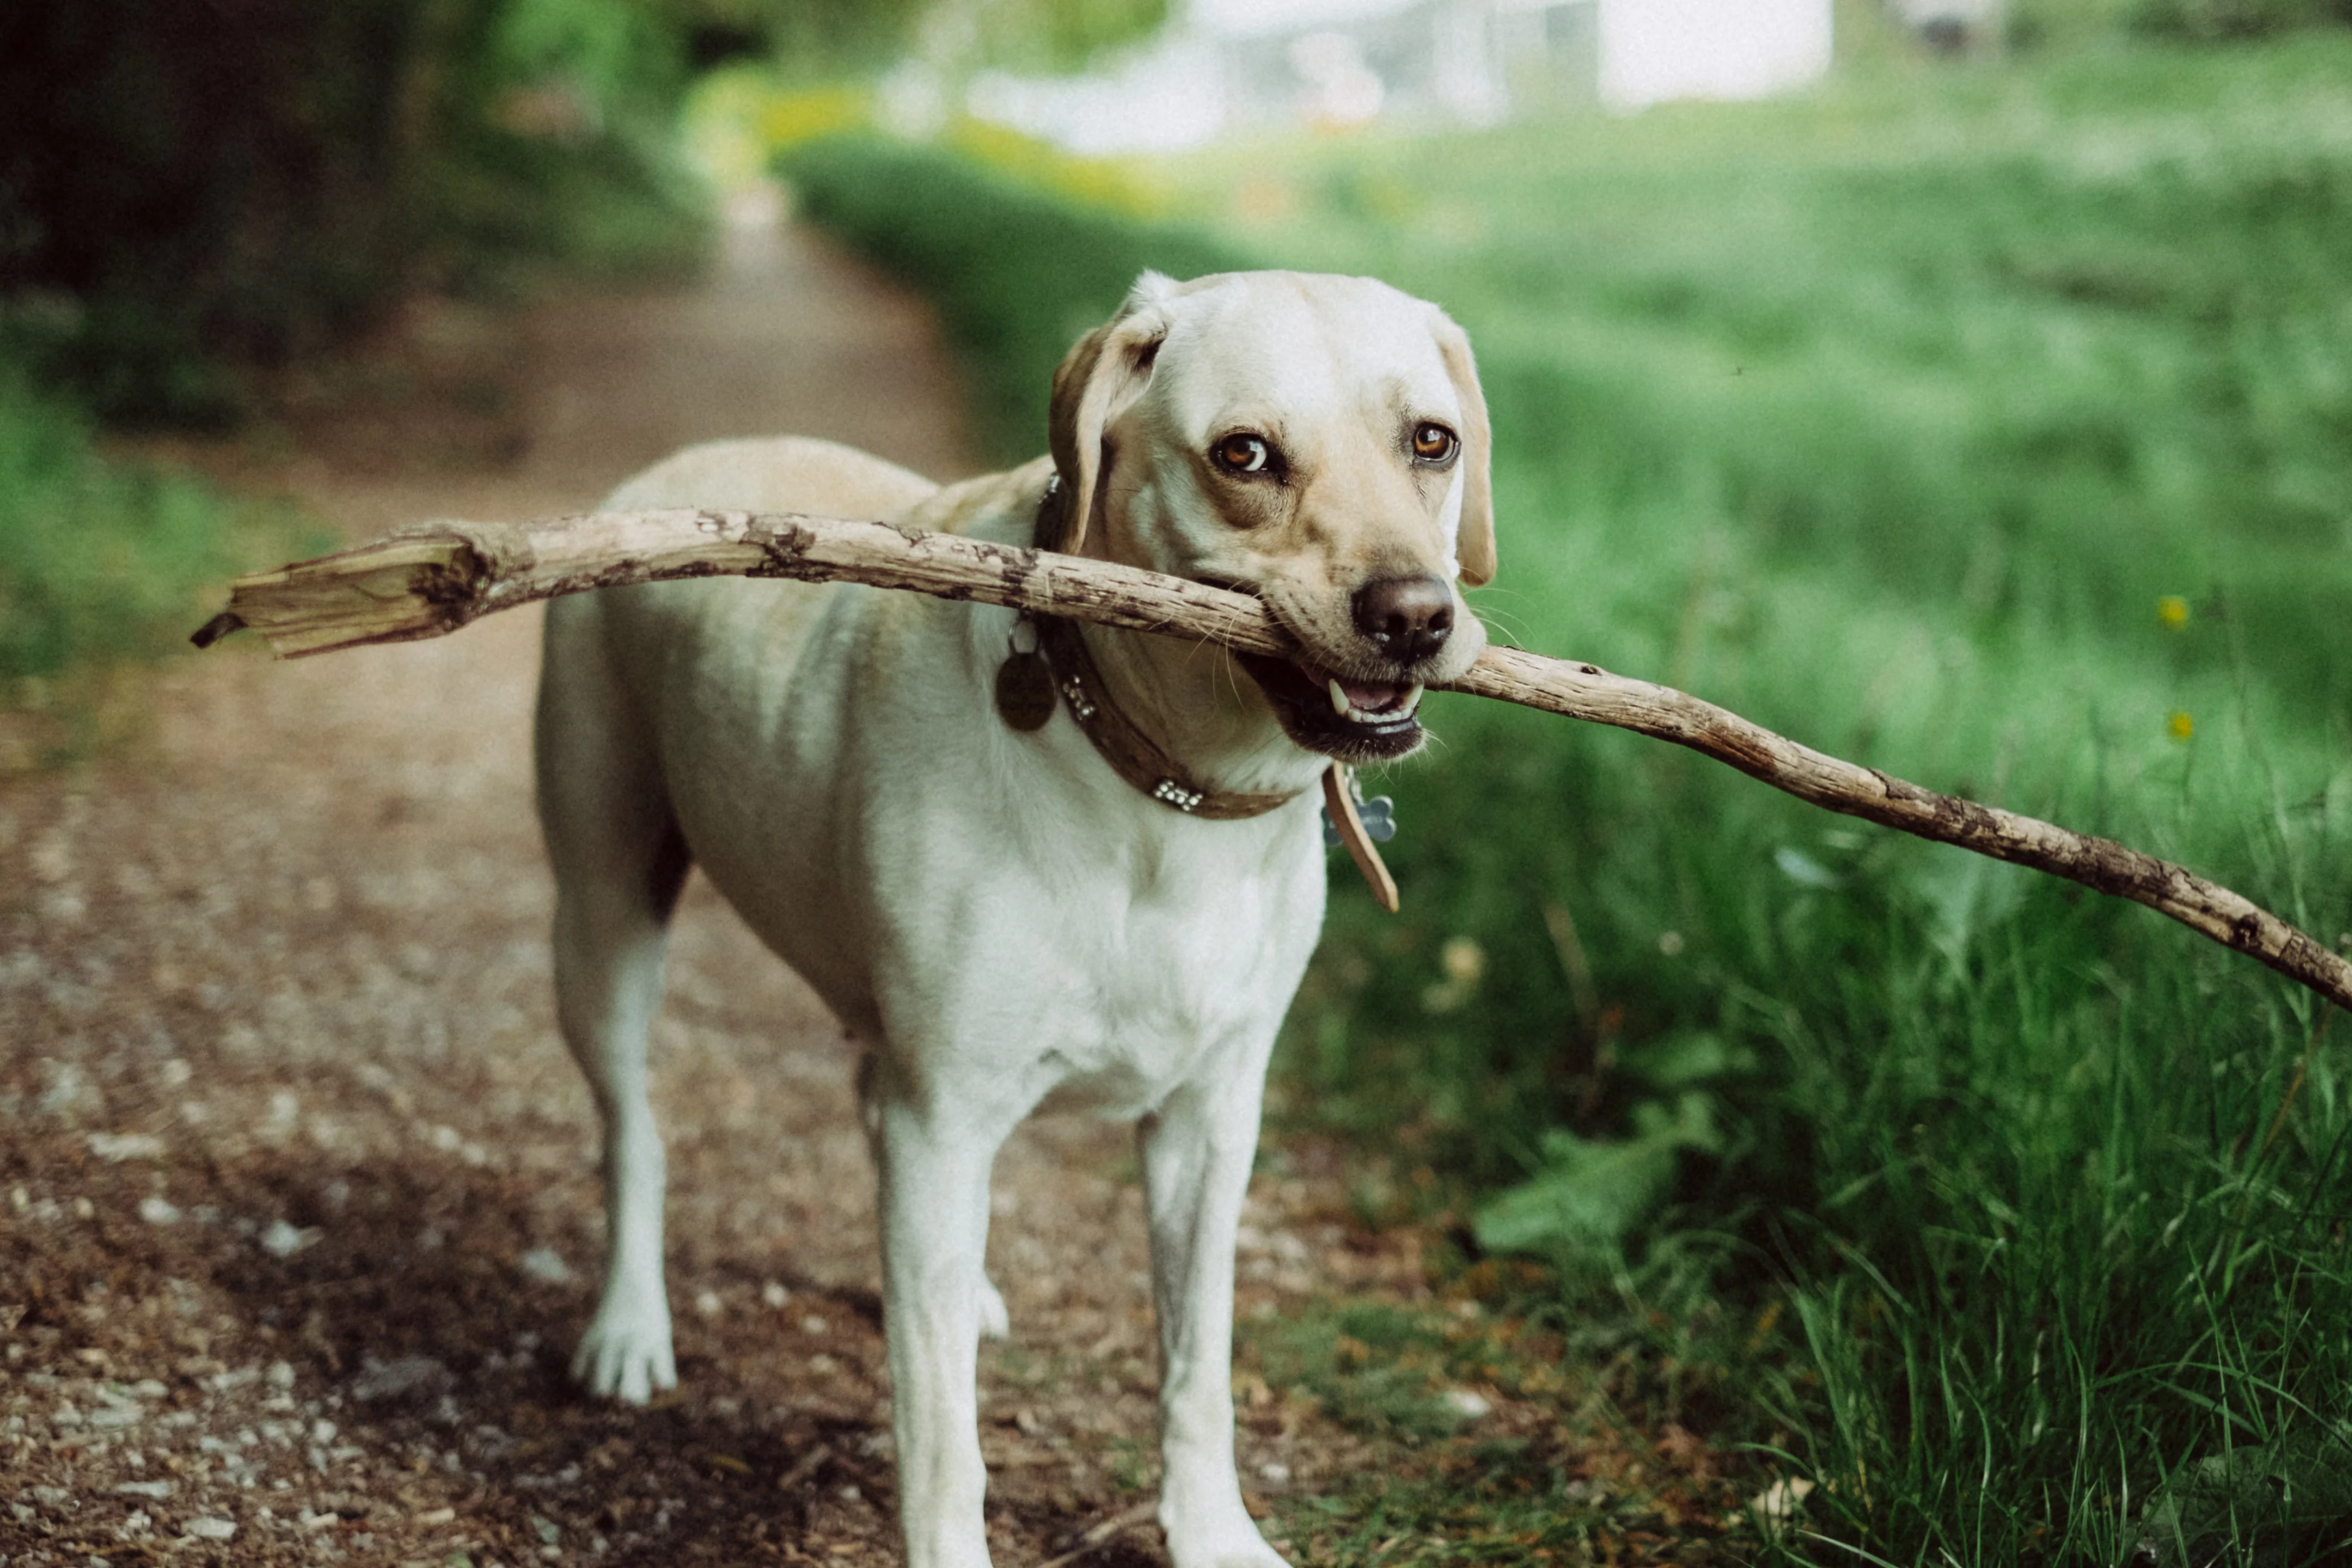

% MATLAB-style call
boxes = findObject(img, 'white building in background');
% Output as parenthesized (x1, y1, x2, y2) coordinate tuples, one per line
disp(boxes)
(963, 0, 1835, 153)
(1597, 0, 1834, 110)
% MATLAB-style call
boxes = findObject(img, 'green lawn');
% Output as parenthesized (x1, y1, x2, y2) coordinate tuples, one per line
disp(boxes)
(787, 38, 2352, 1563)
(0, 371, 317, 758)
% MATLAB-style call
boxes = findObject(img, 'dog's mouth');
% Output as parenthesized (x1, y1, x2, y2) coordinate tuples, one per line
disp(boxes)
(1235, 651, 1427, 762)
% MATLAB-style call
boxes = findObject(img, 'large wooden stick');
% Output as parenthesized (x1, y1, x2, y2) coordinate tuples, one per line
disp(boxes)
(192, 507, 2352, 1013)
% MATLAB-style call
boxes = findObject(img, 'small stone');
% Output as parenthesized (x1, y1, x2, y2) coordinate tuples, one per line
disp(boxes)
(139, 1196, 183, 1226)
(1443, 1388, 1492, 1420)
(112, 1479, 173, 1498)
(259, 1219, 320, 1258)
(517, 1247, 574, 1285)
(185, 1517, 238, 1541)
(29, 833, 72, 883)
(1257, 1460, 1291, 1484)
(350, 1355, 451, 1403)
(761, 1282, 791, 1309)
(801, 1316, 828, 1336)
(694, 1290, 722, 1318)
(1750, 1476, 1815, 1521)
(88, 1132, 166, 1162)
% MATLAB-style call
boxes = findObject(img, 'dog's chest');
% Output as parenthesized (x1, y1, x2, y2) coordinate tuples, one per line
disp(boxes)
(895, 793, 1326, 1118)
(1027, 853, 1315, 1114)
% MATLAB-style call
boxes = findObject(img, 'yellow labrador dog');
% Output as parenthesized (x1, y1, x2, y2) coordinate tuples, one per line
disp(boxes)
(534, 269, 1495, 1567)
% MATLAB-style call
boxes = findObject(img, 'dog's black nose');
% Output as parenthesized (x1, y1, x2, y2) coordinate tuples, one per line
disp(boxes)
(1352, 576, 1454, 664)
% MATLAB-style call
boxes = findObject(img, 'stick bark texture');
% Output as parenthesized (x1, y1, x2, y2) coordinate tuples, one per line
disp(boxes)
(194, 508, 2352, 1014)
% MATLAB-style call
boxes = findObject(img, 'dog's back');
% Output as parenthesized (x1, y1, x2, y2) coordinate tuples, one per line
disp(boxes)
(534, 431, 943, 1024)
(595, 434, 938, 520)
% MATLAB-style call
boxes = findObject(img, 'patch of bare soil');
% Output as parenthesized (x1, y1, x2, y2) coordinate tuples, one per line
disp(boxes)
(0, 204, 1458, 1568)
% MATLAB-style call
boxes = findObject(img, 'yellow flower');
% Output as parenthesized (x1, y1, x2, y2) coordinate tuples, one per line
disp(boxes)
(2168, 711, 2194, 740)
(2158, 595, 2191, 630)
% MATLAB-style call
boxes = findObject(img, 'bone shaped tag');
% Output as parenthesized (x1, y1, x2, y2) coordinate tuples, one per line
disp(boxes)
(1322, 779, 1397, 845)
(1321, 765, 1400, 912)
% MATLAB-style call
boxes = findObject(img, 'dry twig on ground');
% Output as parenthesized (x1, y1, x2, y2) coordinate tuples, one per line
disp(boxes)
(193, 507, 2352, 1014)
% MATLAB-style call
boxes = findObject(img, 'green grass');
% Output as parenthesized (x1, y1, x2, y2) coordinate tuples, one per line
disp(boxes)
(0, 368, 316, 720)
(787, 40, 2352, 1564)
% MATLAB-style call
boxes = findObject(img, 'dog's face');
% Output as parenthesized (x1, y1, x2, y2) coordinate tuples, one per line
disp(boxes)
(1049, 270, 1495, 764)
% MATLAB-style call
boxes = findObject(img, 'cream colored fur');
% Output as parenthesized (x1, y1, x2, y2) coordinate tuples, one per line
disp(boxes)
(533, 270, 1493, 1568)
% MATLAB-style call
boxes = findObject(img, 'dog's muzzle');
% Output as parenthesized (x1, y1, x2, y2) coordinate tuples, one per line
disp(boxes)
(1236, 651, 1429, 762)
(1204, 572, 1458, 762)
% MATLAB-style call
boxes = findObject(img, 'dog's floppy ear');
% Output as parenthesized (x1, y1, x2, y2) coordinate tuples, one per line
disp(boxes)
(1429, 307, 1497, 587)
(1048, 275, 1172, 555)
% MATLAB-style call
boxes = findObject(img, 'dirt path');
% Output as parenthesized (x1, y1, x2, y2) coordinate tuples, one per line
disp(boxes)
(0, 200, 1433, 1567)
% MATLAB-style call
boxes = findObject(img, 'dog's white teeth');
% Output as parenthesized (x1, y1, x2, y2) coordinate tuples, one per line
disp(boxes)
(1403, 682, 1425, 712)
(1328, 678, 1350, 717)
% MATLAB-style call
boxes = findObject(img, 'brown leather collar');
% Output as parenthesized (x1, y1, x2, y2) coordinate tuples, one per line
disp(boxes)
(1026, 478, 1305, 821)
(1031, 614, 1303, 819)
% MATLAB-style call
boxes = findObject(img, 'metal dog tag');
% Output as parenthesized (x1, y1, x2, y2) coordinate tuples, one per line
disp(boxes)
(1321, 779, 1398, 844)
(995, 649, 1055, 731)
(1321, 764, 1400, 913)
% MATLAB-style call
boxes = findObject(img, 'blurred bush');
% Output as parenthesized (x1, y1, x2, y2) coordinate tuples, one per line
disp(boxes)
(0, 0, 712, 426)
(0, 369, 319, 699)
(0, 0, 731, 717)
(782, 131, 1233, 458)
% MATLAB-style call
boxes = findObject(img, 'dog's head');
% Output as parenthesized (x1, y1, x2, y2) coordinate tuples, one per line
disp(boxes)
(1048, 270, 1493, 764)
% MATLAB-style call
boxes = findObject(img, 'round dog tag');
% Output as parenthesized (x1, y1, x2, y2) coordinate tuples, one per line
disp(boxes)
(995, 650, 1055, 731)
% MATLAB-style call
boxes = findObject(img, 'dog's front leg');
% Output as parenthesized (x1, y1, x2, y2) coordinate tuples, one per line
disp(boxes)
(872, 1086, 1005, 1568)
(1142, 1073, 1290, 1568)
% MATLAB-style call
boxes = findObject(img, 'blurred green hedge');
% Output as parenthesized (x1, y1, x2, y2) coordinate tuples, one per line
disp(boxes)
(783, 133, 1238, 459)
(0, 370, 319, 691)
(2134, 0, 2352, 37)
(0, 0, 709, 425)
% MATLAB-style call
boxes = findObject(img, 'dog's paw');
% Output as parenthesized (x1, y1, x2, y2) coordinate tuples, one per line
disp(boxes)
(1160, 1498, 1291, 1568)
(571, 1299, 677, 1404)
(1166, 1530, 1290, 1568)
(978, 1274, 1011, 1342)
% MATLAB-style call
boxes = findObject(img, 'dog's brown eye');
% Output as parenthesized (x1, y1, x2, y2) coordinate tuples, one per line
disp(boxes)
(1412, 422, 1459, 464)
(1213, 433, 1272, 474)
